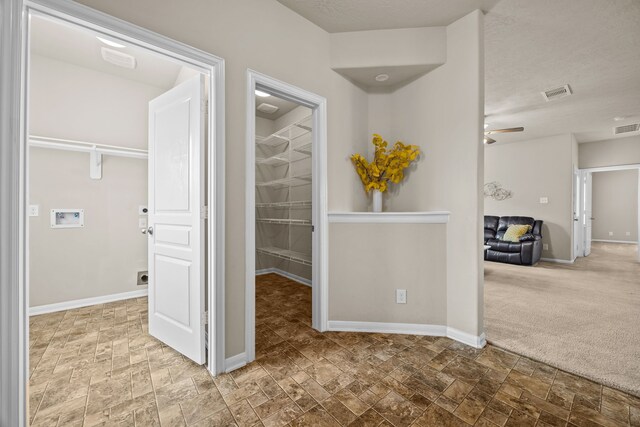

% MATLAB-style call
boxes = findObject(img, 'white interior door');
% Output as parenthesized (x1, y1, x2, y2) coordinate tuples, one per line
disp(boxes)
(148, 76, 206, 364)
(573, 168, 582, 258)
(583, 171, 593, 257)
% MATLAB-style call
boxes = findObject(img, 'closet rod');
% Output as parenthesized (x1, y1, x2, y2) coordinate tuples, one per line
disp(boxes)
(29, 135, 148, 159)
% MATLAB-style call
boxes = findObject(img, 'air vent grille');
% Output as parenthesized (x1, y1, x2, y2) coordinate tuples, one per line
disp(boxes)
(541, 84, 572, 101)
(257, 103, 279, 114)
(614, 123, 640, 135)
(101, 47, 136, 69)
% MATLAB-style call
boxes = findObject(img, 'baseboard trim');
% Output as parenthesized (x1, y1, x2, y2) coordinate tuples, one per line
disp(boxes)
(592, 239, 638, 245)
(224, 352, 247, 372)
(256, 268, 311, 287)
(447, 328, 487, 349)
(29, 289, 148, 316)
(540, 257, 575, 264)
(327, 321, 486, 349)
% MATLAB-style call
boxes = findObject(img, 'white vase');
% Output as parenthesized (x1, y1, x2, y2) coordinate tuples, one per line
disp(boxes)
(372, 189, 383, 212)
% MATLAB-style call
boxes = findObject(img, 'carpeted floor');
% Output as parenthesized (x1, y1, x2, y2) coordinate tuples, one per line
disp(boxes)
(485, 242, 640, 397)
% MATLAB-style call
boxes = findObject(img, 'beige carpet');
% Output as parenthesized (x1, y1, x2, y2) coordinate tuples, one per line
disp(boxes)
(485, 241, 640, 397)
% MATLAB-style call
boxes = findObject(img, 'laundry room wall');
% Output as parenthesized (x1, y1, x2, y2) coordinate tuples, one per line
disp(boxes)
(29, 54, 166, 308)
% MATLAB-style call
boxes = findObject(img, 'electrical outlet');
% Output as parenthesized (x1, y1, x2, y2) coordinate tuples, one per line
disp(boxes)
(539, 197, 549, 204)
(626, 231, 631, 236)
(609, 231, 614, 236)
(396, 289, 407, 304)
(543, 243, 549, 250)
(28, 205, 39, 217)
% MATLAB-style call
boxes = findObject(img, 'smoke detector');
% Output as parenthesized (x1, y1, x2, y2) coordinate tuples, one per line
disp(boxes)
(541, 84, 572, 102)
(101, 47, 136, 69)
(257, 103, 279, 114)
(614, 123, 640, 135)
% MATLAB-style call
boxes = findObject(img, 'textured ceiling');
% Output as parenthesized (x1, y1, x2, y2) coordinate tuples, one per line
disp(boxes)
(276, 0, 500, 32)
(30, 15, 182, 89)
(485, 0, 640, 144)
(280, 0, 640, 144)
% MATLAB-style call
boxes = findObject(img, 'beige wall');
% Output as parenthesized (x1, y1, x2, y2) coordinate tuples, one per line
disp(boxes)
(329, 223, 447, 325)
(76, 0, 370, 357)
(579, 135, 640, 169)
(28, 55, 167, 307)
(29, 150, 148, 306)
(330, 27, 446, 69)
(485, 134, 574, 261)
(592, 170, 639, 242)
(74, 0, 484, 355)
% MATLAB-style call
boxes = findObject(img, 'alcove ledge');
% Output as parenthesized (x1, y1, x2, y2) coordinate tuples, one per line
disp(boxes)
(328, 211, 450, 224)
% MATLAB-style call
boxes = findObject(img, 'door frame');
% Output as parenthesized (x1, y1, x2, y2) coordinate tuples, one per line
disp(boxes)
(244, 70, 328, 364)
(1, 1, 226, 424)
(576, 164, 640, 261)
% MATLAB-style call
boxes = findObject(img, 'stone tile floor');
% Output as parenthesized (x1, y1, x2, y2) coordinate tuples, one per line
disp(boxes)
(29, 273, 640, 426)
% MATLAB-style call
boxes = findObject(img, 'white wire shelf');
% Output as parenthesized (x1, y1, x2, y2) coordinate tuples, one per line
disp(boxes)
(256, 247, 312, 266)
(256, 149, 309, 166)
(256, 115, 312, 147)
(256, 201, 312, 208)
(256, 174, 311, 188)
(293, 141, 312, 156)
(257, 218, 311, 225)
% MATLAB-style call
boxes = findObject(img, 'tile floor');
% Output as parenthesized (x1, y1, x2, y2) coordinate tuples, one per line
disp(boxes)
(29, 273, 640, 426)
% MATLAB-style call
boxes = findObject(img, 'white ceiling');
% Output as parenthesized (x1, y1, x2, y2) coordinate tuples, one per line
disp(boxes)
(30, 15, 182, 90)
(276, 0, 500, 33)
(485, 0, 640, 144)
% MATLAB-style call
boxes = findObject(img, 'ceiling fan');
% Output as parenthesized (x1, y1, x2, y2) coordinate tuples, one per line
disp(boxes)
(484, 127, 524, 144)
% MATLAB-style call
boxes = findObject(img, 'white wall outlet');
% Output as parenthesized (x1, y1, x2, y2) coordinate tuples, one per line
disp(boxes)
(539, 197, 549, 204)
(138, 205, 148, 215)
(396, 289, 407, 304)
(626, 231, 631, 236)
(543, 243, 549, 250)
(28, 205, 39, 217)
(609, 231, 614, 236)
(139, 218, 148, 228)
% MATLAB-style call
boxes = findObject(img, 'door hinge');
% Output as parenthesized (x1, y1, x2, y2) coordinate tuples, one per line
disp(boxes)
(311, 225, 315, 232)
(202, 311, 208, 325)
(201, 206, 208, 219)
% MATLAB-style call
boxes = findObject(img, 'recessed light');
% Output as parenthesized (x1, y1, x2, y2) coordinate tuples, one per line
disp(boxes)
(255, 90, 271, 97)
(375, 74, 389, 82)
(96, 36, 126, 49)
(614, 116, 626, 122)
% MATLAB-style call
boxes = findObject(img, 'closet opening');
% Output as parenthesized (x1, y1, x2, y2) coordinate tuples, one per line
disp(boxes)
(245, 71, 328, 364)
(26, 10, 224, 423)
(255, 93, 313, 358)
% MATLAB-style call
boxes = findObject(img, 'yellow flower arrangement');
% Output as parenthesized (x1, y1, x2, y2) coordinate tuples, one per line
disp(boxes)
(351, 134, 420, 193)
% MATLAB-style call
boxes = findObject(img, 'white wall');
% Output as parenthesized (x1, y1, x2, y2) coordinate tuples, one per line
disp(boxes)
(28, 55, 165, 307)
(592, 170, 639, 242)
(484, 134, 574, 261)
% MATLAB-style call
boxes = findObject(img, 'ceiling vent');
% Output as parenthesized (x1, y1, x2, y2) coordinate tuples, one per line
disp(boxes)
(541, 84, 572, 102)
(257, 103, 279, 114)
(614, 123, 640, 135)
(101, 47, 136, 69)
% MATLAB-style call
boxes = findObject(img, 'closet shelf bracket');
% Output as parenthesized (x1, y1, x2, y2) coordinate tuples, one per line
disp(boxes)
(90, 147, 102, 180)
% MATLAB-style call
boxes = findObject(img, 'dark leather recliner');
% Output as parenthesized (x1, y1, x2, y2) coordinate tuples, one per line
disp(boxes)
(484, 216, 543, 266)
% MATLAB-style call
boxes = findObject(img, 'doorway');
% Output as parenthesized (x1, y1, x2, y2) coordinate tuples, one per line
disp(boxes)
(244, 71, 328, 365)
(576, 165, 640, 262)
(5, 1, 225, 424)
